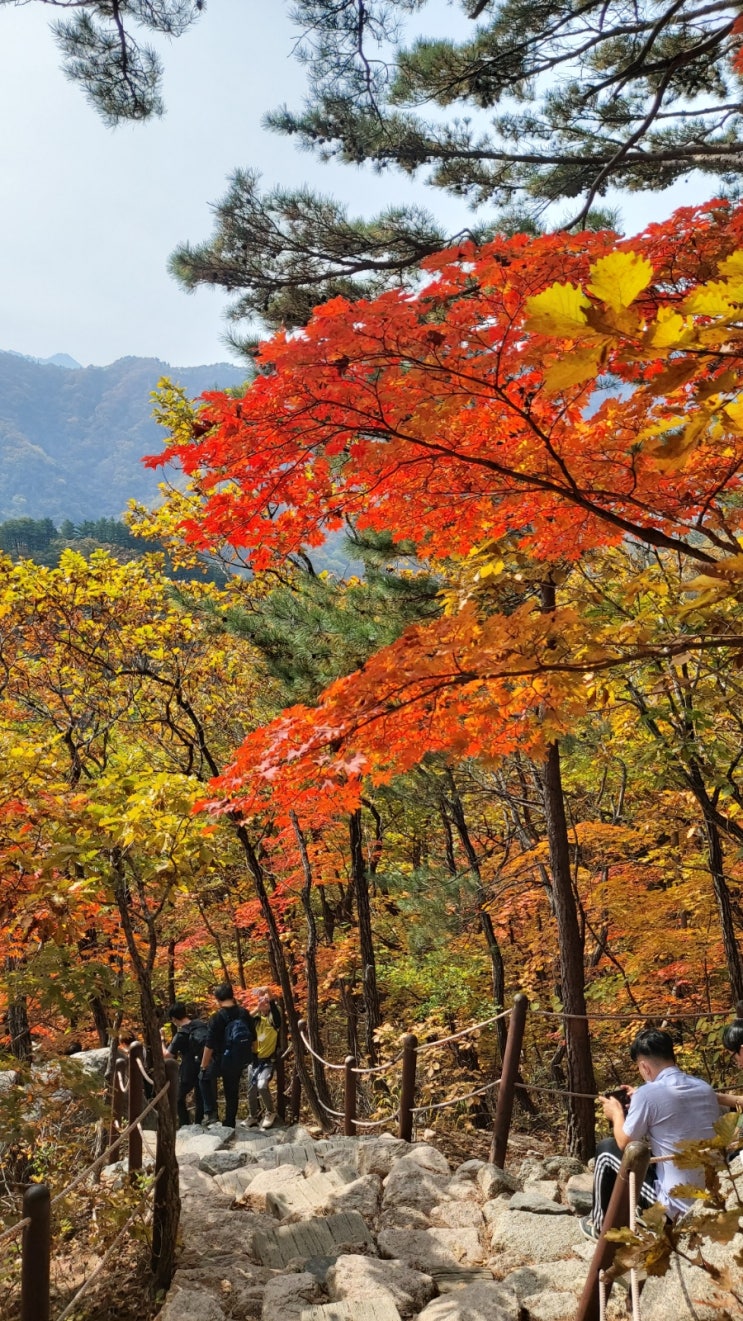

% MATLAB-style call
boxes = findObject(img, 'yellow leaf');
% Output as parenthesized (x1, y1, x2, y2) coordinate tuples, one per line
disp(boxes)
(543, 346, 604, 392)
(648, 306, 693, 349)
(524, 283, 591, 337)
(587, 250, 654, 312)
(718, 249, 743, 280)
(683, 281, 736, 315)
(722, 395, 743, 435)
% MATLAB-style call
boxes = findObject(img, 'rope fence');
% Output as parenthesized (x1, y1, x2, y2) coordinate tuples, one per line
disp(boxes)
(2, 1041, 180, 1321)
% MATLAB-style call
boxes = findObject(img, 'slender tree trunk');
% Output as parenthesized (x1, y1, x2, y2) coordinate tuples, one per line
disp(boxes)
(234, 924, 247, 990)
(195, 896, 231, 984)
(540, 582, 596, 1160)
(167, 940, 177, 1007)
(702, 806, 743, 1004)
(234, 821, 330, 1128)
(349, 809, 381, 1063)
(291, 812, 334, 1111)
(89, 996, 110, 1046)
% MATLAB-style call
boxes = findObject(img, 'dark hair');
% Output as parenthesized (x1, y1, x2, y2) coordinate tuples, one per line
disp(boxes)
(723, 1020, 743, 1054)
(119, 1030, 137, 1046)
(213, 983, 234, 1003)
(168, 1002, 189, 1021)
(629, 1028, 676, 1063)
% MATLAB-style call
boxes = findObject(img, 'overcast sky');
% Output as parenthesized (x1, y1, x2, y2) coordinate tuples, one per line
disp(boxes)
(1, 1, 710, 369)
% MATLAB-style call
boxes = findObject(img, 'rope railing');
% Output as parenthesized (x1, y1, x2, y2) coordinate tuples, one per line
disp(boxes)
(411, 1076, 502, 1115)
(297, 1026, 346, 1071)
(135, 1056, 155, 1087)
(351, 1050, 405, 1076)
(54, 1169, 163, 1321)
(415, 1007, 512, 1052)
(530, 1007, 731, 1021)
(0, 1217, 31, 1248)
(50, 1079, 170, 1208)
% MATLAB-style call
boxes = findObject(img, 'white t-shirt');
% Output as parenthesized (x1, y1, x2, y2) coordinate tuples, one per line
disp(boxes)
(623, 1065, 721, 1218)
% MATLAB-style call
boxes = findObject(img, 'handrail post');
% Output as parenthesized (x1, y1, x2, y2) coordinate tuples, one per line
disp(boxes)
(574, 1140, 651, 1321)
(398, 1034, 418, 1142)
(490, 993, 529, 1167)
(128, 1041, 144, 1178)
(21, 1183, 50, 1321)
(344, 1056, 357, 1136)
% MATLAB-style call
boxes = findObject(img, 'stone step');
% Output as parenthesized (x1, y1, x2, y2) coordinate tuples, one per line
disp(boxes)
(430, 1266, 495, 1293)
(300, 1301, 402, 1321)
(266, 1169, 345, 1218)
(242, 1140, 322, 1168)
(252, 1210, 374, 1269)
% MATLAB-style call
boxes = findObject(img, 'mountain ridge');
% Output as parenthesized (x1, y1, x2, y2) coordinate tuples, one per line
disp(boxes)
(0, 350, 247, 523)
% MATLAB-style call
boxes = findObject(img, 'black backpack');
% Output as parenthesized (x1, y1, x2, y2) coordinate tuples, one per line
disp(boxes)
(186, 1020, 208, 1067)
(221, 1009, 253, 1073)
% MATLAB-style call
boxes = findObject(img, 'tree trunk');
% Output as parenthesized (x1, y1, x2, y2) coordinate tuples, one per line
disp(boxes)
(349, 809, 381, 1063)
(167, 940, 177, 1007)
(702, 806, 743, 1005)
(291, 811, 334, 1112)
(234, 924, 247, 990)
(542, 739, 597, 1159)
(234, 821, 330, 1128)
(539, 581, 596, 1160)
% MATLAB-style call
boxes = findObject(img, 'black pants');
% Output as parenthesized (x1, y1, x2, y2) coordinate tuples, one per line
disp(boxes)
(178, 1064, 204, 1127)
(591, 1136, 658, 1232)
(199, 1061, 242, 1128)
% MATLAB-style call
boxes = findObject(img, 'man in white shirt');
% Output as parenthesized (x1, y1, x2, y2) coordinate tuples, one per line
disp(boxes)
(581, 1027, 721, 1240)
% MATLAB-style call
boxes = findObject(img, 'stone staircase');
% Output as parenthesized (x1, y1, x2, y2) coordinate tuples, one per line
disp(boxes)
(153, 1120, 740, 1321)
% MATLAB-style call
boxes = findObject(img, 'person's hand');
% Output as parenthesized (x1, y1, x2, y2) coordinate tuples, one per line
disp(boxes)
(601, 1095, 625, 1124)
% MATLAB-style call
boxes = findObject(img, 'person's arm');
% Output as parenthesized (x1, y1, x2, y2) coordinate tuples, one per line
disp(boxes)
(164, 1028, 184, 1061)
(202, 1012, 221, 1070)
(601, 1095, 633, 1150)
(716, 1091, 743, 1108)
(269, 1001, 281, 1032)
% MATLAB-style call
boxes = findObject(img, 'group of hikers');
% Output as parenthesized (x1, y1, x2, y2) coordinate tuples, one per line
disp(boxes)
(157, 988, 743, 1244)
(164, 983, 282, 1131)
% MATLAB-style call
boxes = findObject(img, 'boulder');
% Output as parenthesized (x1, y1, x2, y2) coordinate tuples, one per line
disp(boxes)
(247, 1163, 307, 1210)
(67, 1047, 110, 1078)
(327, 1252, 436, 1318)
(404, 1144, 451, 1176)
(382, 1159, 449, 1214)
(639, 1234, 743, 1321)
(261, 1271, 324, 1321)
(415, 1281, 519, 1320)
(377, 1228, 461, 1274)
(476, 1164, 518, 1201)
(176, 1132, 227, 1168)
(517, 1158, 548, 1183)
(565, 1173, 594, 1215)
(508, 1190, 569, 1215)
(378, 1206, 432, 1232)
(543, 1155, 585, 1179)
(213, 1167, 260, 1199)
(523, 1179, 560, 1203)
(275, 1123, 315, 1145)
(429, 1201, 484, 1231)
(199, 1150, 248, 1176)
(324, 1174, 382, 1220)
(427, 1227, 485, 1265)
(489, 1210, 582, 1270)
(503, 1258, 588, 1303)
(357, 1137, 414, 1178)
(449, 1159, 486, 1184)
(157, 1286, 227, 1321)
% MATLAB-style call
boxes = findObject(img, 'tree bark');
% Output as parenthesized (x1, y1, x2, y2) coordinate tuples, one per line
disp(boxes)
(540, 581, 596, 1160)
(234, 821, 330, 1128)
(349, 809, 381, 1063)
(291, 811, 334, 1112)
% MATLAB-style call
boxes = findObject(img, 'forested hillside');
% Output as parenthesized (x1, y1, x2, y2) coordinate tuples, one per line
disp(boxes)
(0, 351, 246, 523)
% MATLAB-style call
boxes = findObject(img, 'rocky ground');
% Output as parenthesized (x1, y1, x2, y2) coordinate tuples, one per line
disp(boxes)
(139, 1119, 743, 1321)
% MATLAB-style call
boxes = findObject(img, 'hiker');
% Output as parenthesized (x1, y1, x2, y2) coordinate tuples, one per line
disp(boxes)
(246, 987, 282, 1130)
(581, 1027, 721, 1240)
(199, 983, 255, 1128)
(164, 1002, 208, 1127)
(718, 1018, 743, 1112)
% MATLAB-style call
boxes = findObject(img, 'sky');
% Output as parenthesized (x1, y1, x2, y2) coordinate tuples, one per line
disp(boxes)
(1, 1, 711, 369)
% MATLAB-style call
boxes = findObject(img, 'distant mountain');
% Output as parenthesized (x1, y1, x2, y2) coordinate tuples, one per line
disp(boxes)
(0, 352, 248, 523)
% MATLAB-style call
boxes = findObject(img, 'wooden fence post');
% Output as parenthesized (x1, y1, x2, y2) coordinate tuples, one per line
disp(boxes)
(398, 1034, 418, 1142)
(290, 1069, 302, 1123)
(21, 1182, 50, 1321)
(575, 1141, 651, 1321)
(490, 993, 529, 1167)
(128, 1041, 144, 1177)
(152, 1056, 180, 1285)
(344, 1056, 357, 1136)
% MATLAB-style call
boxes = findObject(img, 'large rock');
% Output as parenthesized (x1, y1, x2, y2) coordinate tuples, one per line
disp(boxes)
(213, 1166, 260, 1199)
(377, 1228, 462, 1274)
(476, 1164, 518, 1201)
(429, 1201, 484, 1230)
(67, 1047, 110, 1078)
(157, 1286, 227, 1321)
(405, 1144, 451, 1177)
(324, 1174, 382, 1220)
(378, 1206, 432, 1232)
(327, 1253, 436, 1318)
(382, 1159, 449, 1214)
(503, 1258, 588, 1303)
(426, 1227, 485, 1265)
(543, 1155, 585, 1179)
(565, 1173, 594, 1215)
(266, 1170, 345, 1219)
(261, 1271, 324, 1321)
(639, 1235, 743, 1321)
(415, 1281, 518, 1320)
(508, 1190, 569, 1215)
(449, 1159, 486, 1185)
(523, 1179, 560, 1203)
(489, 1210, 582, 1270)
(199, 1149, 248, 1176)
(176, 1132, 228, 1168)
(247, 1163, 309, 1210)
(358, 1137, 413, 1178)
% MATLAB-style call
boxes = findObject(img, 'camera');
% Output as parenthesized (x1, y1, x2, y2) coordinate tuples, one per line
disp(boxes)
(602, 1086, 631, 1114)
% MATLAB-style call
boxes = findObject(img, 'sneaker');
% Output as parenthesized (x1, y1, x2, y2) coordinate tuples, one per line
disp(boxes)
(202, 1112, 219, 1127)
(579, 1216, 600, 1242)
(260, 1112, 276, 1130)
(244, 1115, 260, 1128)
